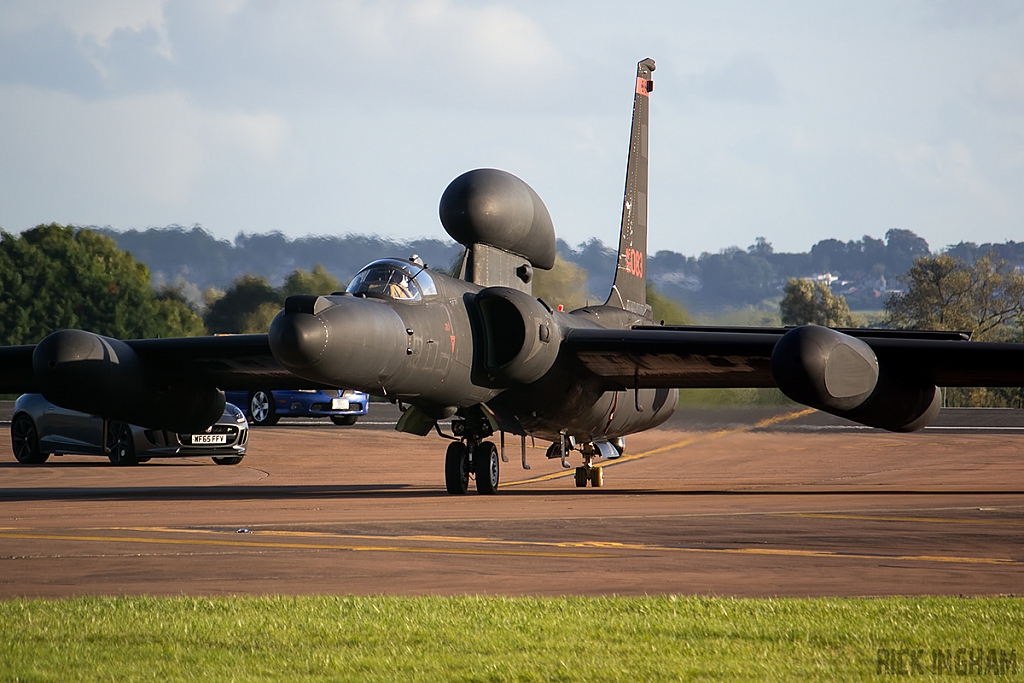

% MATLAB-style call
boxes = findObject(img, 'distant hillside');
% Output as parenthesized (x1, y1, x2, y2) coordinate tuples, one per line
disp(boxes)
(95, 226, 463, 291)
(562, 232, 1024, 313)
(93, 225, 1024, 314)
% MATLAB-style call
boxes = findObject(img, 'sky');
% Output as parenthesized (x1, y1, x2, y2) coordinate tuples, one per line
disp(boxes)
(1, 1, 1022, 257)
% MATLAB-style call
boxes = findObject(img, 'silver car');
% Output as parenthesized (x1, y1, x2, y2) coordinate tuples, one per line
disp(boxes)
(10, 394, 248, 466)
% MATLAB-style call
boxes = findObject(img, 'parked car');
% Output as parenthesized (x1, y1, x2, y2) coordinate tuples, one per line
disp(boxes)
(225, 389, 369, 426)
(9, 394, 248, 466)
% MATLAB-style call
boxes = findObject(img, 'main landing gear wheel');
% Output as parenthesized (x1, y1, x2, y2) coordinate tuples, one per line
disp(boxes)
(249, 390, 279, 426)
(574, 466, 604, 488)
(11, 413, 48, 464)
(445, 442, 470, 494)
(107, 422, 138, 466)
(330, 415, 358, 426)
(474, 441, 500, 495)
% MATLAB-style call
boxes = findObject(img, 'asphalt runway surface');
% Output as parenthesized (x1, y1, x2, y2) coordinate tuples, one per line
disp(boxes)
(1, 404, 1022, 598)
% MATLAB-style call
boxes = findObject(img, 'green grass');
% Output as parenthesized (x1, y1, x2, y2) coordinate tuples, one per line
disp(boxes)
(2, 596, 1022, 681)
(676, 387, 795, 407)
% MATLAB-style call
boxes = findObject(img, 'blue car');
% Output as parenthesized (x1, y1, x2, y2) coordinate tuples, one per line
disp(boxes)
(225, 389, 369, 426)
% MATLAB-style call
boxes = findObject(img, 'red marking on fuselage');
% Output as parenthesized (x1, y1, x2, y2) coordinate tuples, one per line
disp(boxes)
(450, 335, 456, 352)
(636, 77, 650, 97)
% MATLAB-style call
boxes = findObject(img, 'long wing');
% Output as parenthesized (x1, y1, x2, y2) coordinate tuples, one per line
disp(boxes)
(0, 334, 329, 395)
(564, 325, 1024, 390)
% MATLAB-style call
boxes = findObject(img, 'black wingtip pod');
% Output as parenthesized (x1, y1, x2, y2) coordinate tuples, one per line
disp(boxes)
(771, 325, 879, 413)
(32, 329, 225, 432)
(439, 168, 556, 270)
(771, 325, 942, 432)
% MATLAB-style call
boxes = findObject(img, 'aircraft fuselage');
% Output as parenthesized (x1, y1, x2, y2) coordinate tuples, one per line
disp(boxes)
(268, 264, 676, 444)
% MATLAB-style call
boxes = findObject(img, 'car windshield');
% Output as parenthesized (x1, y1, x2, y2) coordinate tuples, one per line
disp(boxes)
(346, 259, 437, 301)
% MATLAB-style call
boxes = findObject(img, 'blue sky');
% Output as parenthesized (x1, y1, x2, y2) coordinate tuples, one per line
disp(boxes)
(1, 1, 1022, 256)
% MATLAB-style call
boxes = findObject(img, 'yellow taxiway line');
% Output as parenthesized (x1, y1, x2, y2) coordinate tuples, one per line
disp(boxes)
(780, 512, 1024, 527)
(503, 407, 817, 487)
(1, 520, 1019, 566)
(0, 531, 606, 559)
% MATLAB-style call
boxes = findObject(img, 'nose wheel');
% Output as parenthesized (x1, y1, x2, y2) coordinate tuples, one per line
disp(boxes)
(574, 465, 603, 488)
(572, 442, 604, 488)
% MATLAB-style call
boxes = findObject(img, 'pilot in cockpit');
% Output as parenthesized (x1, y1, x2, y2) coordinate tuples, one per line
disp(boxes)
(347, 261, 425, 301)
(387, 273, 413, 299)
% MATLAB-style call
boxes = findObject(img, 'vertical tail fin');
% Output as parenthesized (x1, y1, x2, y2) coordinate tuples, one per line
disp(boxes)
(606, 57, 655, 317)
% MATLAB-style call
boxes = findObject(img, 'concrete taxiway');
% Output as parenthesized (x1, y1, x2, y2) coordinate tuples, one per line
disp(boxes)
(1, 406, 1022, 598)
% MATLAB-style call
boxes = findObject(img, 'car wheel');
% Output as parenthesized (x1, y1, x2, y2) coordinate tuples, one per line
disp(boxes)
(249, 390, 279, 426)
(212, 456, 244, 465)
(330, 415, 358, 426)
(11, 413, 48, 464)
(107, 422, 138, 466)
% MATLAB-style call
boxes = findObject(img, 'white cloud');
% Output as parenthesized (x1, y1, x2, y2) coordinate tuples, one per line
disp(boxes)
(329, 0, 560, 82)
(0, 0, 172, 57)
(0, 84, 288, 217)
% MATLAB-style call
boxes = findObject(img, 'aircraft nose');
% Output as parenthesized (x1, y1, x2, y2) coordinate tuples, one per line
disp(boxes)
(268, 296, 330, 368)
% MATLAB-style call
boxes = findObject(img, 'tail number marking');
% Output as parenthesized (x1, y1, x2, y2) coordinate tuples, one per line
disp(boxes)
(623, 247, 644, 278)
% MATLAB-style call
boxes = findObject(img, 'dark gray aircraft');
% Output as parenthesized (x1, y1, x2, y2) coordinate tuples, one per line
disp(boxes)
(4, 58, 1024, 493)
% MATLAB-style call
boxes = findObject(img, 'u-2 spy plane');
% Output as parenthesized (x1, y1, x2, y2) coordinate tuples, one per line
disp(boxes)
(5, 58, 1024, 494)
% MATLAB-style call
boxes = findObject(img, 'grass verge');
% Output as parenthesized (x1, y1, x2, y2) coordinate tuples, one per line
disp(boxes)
(2, 596, 1022, 681)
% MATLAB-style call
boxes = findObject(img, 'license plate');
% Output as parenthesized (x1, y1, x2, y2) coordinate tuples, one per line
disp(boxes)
(332, 399, 349, 410)
(191, 434, 228, 445)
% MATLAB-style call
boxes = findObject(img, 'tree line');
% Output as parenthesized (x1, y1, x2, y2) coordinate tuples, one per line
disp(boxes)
(90, 225, 1024, 314)
(779, 253, 1024, 407)
(3, 224, 1020, 407)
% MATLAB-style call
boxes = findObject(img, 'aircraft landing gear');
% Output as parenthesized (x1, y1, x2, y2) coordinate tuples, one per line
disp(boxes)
(445, 410, 499, 495)
(474, 441, 500, 495)
(445, 441, 470, 494)
(573, 442, 603, 488)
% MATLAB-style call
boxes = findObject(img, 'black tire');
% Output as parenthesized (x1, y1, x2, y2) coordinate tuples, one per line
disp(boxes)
(589, 467, 604, 488)
(574, 467, 588, 488)
(474, 441, 500, 495)
(212, 456, 244, 465)
(331, 415, 358, 426)
(445, 442, 469, 494)
(249, 390, 279, 426)
(11, 413, 48, 464)
(107, 422, 138, 466)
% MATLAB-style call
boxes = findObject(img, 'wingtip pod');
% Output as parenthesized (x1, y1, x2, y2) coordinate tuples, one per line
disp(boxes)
(32, 329, 225, 432)
(607, 58, 656, 317)
(771, 325, 941, 432)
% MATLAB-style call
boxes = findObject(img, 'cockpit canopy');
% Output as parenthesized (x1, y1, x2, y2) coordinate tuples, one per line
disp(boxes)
(345, 259, 438, 301)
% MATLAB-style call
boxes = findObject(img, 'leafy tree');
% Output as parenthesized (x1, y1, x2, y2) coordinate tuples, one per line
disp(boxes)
(533, 255, 592, 311)
(779, 278, 853, 327)
(204, 275, 281, 334)
(204, 263, 342, 334)
(282, 264, 341, 298)
(647, 285, 691, 325)
(884, 228, 931, 275)
(0, 224, 205, 344)
(885, 254, 1024, 407)
(698, 248, 775, 307)
(884, 254, 1024, 341)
